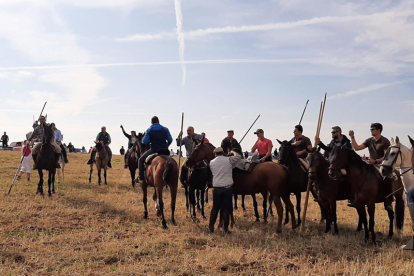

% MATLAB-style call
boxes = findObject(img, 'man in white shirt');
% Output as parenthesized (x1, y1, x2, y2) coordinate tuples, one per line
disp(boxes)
(209, 147, 236, 234)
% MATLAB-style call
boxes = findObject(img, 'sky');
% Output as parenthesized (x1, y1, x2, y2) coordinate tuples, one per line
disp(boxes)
(0, 0, 414, 156)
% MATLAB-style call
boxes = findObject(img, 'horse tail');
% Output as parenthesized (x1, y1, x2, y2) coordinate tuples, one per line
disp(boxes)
(162, 156, 174, 182)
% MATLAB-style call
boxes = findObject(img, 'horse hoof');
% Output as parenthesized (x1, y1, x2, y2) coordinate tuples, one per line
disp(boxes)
(255, 219, 260, 223)
(162, 222, 168, 229)
(283, 221, 289, 226)
(234, 207, 238, 210)
(276, 228, 282, 233)
(202, 216, 206, 219)
(242, 207, 246, 211)
(230, 223, 235, 229)
(171, 220, 177, 226)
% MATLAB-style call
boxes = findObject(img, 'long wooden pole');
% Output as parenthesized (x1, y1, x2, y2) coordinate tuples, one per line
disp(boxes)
(177, 112, 184, 172)
(301, 94, 327, 231)
(298, 100, 309, 125)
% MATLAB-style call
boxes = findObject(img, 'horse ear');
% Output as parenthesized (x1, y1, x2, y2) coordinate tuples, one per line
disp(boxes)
(390, 137, 395, 145)
(408, 135, 414, 147)
(395, 136, 400, 145)
(276, 139, 282, 145)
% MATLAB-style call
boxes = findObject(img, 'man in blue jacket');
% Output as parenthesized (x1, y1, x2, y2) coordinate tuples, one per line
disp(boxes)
(136, 116, 173, 184)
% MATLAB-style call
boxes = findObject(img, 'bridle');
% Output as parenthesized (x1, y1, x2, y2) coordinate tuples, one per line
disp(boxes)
(382, 145, 413, 178)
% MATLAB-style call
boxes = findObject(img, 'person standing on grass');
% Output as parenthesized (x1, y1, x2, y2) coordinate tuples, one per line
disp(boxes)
(17, 140, 35, 181)
(1, 132, 9, 149)
(209, 147, 238, 234)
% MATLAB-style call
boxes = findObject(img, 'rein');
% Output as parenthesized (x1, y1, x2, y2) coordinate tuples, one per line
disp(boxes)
(383, 146, 413, 178)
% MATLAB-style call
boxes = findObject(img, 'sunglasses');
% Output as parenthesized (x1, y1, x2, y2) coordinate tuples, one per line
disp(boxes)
(370, 128, 377, 131)
(331, 131, 337, 134)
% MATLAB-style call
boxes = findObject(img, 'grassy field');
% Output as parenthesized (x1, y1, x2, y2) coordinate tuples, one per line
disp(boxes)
(0, 151, 414, 275)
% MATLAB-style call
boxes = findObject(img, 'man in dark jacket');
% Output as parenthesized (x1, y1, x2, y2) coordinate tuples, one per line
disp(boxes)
(316, 126, 352, 154)
(136, 116, 173, 184)
(120, 125, 138, 169)
(221, 130, 242, 155)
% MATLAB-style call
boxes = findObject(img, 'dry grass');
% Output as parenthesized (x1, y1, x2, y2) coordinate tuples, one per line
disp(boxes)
(0, 151, 414, 275)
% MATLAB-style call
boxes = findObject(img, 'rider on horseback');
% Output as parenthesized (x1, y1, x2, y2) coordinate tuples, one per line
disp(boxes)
(120, 125, 138, 169)
(87, 126, 113, 168)
(136, 116, 173, 184)
(251, 129, 273, 162)
(50, 123, 69, 164)
(316, 126, 352, 153)
(290, 125, 312, 169)
(221, 130, 242, 155)
(349, 123, 392, 207)
(30, 116, 61, 170)
(176, 126, 203, 185)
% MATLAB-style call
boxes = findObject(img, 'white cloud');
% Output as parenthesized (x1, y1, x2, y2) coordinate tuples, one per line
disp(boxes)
(331, 82, 400, 99)
(115, 33, 169, 42)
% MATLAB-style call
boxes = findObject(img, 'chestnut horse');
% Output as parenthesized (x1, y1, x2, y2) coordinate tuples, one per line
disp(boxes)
(89, 141, 109, 185)
(186, 141, 296, 233)
(328, 145, 404, 243)
(136, 133, 179, 229)
(128, 143, 139, 187)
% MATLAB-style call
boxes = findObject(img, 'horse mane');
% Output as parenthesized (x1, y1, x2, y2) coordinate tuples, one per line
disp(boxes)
(136, 132, 148, 156)
(310, 148, 329, 173)
(280, 140, 301, 166)
(345, 147, 368, 169)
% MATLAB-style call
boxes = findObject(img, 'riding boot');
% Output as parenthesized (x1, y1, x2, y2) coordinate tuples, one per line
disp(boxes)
(180, 166, 188, 188)
(55, 153, 61, 169)
(209, 212, 218, 233)
(32, 154, 37, 170)
(108, 160, 112, 168)
(409, 203, 414, 231)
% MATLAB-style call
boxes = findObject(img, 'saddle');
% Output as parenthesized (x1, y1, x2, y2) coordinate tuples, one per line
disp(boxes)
(145, 148, 171, 165)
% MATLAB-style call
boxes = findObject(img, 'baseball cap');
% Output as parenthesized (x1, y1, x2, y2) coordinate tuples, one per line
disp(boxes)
(254, 129, 264, 134)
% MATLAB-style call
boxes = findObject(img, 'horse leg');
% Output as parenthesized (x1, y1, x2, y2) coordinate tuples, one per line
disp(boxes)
(185, 186, 190, 210)
(130, 168, 136, 188)
(142, 184, 149, 219)
(262, 192, 268, 223)
(273, 195, 284, 233)
(196, 189, 201, 210)
(104, 168, 107, 185)
(284, 195, 290, 225)
(89, 165, 93, 183)
(282, 193, 297, 229)
(189, 186, 197, 219)
(356, 205, 369, 242)
(242, 195, 246, 211)
(384, 201, 394, 239)
(331, 200, 339, 234)
(320, 201, 330, 233)
(296, 193, 302, 226)
(153, 189, 160, 217)
(252, 194, 260, 223)
(205, 187, 209, 203)
(234, 195, 238, 210)
(395, 194, 405, 233)
(37, 169, 44, 195)
(268, 196, 274, 217)
(367, 203, 377, 244)
(201, 188, 206, 219)
(97, 167, 101, 185)
(170, 183, 178, 226)
(48, 171, 52, 197)
(156, 186, 167, 229)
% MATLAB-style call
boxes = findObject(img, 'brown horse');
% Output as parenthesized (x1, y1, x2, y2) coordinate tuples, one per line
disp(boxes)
(136, 134, 179, 229)
(186, 141, 297, 233)
(328, 145, 405, 243)
(89, 141, 109, 185)
(128, 143, 139, 187)
(308, 148, 354, 234)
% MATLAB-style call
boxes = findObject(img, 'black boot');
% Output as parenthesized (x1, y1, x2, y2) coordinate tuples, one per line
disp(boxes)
(108, 160, 112, 168)
(32, 154, 37, 170)
(55, 153, 61, 169)
(209, 213, 218, 233)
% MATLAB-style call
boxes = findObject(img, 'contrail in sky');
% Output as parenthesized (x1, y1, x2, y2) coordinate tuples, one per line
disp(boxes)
(174, 0, 186, 87)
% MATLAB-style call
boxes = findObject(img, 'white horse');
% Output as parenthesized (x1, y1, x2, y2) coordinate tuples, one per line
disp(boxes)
(380, 136, 414, 235)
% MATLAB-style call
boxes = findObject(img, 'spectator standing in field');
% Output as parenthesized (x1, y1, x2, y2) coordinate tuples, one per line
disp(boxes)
(17, 140, 34, 181)
(120, 146, 125, 155)
(1, 132, 9, 149)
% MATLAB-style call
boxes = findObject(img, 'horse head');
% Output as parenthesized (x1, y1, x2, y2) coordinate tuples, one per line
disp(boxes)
(328, 144, 348, 180)
(95, 141, 104, 152)
(186, 142, 214, 168)
(381, 136, 412, 179)
(277, 139, 296, 166)
(409, 135, 414, 149)
(308, 147, 325, 181)
(135, 132, 147, 157)
(42, 124, 54, 145)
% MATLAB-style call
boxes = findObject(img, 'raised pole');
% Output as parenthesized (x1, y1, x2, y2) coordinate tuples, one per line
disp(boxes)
(239, 114, 261, 145)
(177, 112, 184, 172)
(301, 94, 327, 231)
(299, 100, 309, 125)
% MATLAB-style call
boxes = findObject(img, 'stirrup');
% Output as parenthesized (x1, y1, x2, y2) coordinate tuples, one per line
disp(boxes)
(108, 162, 112, 168)
(55, 163, 61, 169)
(87, 159, 92, 165)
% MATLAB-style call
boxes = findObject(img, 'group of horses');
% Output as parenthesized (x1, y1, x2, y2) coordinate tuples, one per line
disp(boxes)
(33, 126, 414, 243)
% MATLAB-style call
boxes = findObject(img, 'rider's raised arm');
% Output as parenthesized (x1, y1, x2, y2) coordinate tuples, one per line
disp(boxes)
(349, 130, 366, 151)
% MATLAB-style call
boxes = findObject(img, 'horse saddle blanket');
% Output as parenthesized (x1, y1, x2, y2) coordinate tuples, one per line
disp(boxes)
(145, 148, 171, 165)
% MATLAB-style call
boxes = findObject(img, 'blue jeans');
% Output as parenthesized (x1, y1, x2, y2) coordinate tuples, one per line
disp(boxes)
(138, 149, 155, 179)
(210, 187, 233, 230)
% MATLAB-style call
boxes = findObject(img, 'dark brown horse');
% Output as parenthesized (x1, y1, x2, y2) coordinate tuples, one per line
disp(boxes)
(136, 133, 179, 229)
(128, 143, 139, 187)
(328, 145, 405, 243)
(186, 142, 297, 233)
(308, 148, 353, 234)
(277, 139, 323, 226)
(185, 159, 209, 219)
(35, 124, 56, 197)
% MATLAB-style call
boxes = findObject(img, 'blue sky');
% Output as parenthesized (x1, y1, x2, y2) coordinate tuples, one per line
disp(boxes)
(0, 0, 413, 155)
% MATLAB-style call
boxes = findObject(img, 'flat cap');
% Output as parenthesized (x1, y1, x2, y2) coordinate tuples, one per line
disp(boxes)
(213, 147, 224, 153)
